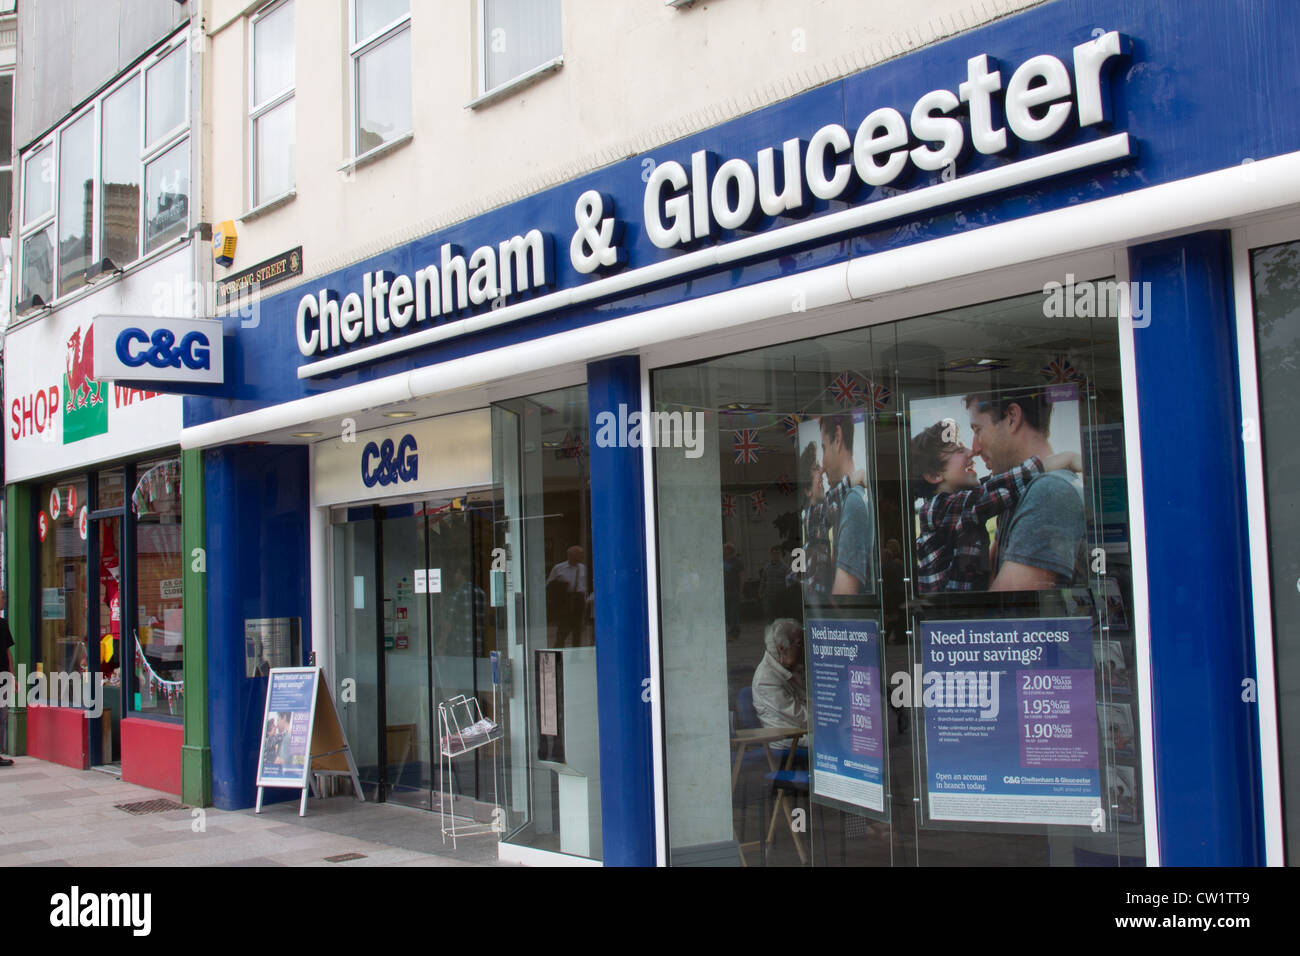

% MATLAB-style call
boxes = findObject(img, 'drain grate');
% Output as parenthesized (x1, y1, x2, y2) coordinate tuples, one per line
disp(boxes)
(115, 798, 186, 815)
(324, 852, 367, 863)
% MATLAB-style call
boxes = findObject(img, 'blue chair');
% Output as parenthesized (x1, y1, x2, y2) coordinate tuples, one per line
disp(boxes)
(732, 687, 773, 862)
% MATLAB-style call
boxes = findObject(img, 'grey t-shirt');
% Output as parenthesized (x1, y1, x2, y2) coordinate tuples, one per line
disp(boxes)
(995, 470, 1086, 584)
(835, 486, 875, 593)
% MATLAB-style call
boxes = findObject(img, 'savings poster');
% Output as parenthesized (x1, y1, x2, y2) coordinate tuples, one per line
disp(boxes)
(807, 618, 885, 814)
(257, 669, 317, 785)
(919, 616, 1102, 827)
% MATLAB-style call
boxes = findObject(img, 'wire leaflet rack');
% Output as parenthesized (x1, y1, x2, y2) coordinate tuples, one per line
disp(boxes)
(437, 693, 503, 847)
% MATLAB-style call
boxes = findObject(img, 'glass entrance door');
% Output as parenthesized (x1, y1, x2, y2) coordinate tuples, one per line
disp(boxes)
(331, 494, 496, 811)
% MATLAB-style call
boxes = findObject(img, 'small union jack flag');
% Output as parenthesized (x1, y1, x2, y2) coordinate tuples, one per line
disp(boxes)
(830, 372, 864, 407)
(777, 475, 794, 496)
(750, 491, 767, 515)
(867, 380, 892, 411)
(721, 494, 737, 516)
(1040, 355, 1083, 384)
(781, 414, 803, 438)
(733, 429, 760, 465)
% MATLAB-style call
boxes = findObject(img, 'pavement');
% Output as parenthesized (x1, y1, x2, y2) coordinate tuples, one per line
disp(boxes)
(0, 756, 502, 867)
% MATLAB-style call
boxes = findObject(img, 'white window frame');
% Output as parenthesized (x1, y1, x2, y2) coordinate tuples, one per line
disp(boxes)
(14, 29, 190, 312)
(1229, 211, 1300, 866)
(471, 0, 564, 109)
(17, 135, 55, 304)
(347, 0, 412, 161)
(249, 0, 296, 209)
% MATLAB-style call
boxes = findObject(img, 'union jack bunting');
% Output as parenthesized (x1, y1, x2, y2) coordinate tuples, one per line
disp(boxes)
(1040, 355, 1083, 384)
(721, 494, 737, 516)
(750, 491, 767, 515)
(867, 380, 892, 411)
(781, 414, 803, 438)
(830, 372, 864, 407)
(733, 429, 760, 464)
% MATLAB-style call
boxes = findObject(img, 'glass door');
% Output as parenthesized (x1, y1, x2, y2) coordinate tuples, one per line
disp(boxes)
(492, 386, 602, 859)
(330, 494, 498, 812)
(332, 511, 382, 799)
(379, 503, 433, 808)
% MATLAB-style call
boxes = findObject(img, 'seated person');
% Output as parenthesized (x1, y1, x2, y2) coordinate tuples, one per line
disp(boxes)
(751, 618, 807, 729)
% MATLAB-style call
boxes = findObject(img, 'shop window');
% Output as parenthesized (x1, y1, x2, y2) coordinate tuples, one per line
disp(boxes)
(350, 0, 411, 157)
(478, 0, 563, 97)
(1249, 240, 1300, 863)
(132, 458, 184, 716)
(250, 0, 295, 206)
(654, 284, 1144, 866)
(492, 384, 602, 859)
(36, 478, 89, 703)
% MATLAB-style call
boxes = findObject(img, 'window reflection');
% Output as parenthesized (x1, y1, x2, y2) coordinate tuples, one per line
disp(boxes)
(101, 77, 142, 265)
(57, 113, 94, 295)
(144, 139, 189, 252)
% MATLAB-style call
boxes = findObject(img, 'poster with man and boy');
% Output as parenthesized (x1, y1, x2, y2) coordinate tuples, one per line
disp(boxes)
(908, 382, 1088, 594)
(796, 410, 875, 600)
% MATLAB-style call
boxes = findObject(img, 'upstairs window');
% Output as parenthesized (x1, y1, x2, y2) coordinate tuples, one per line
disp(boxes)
(16, 32, 190, 309)
(479, 0, 563, 98)
(0, 72, 13, 237)
(56, 111, 94, 295)
(250, 0, 295, 206)
(19, 142, 54, 303)
(350, 0, 411, 157)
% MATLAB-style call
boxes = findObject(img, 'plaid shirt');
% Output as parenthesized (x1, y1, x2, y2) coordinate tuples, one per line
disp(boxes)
(802, 474, 855, 597)
(916, 457, 1043, 592)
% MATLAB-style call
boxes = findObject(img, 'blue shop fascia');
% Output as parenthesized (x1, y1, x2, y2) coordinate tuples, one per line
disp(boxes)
(170, 0, 1297, 866)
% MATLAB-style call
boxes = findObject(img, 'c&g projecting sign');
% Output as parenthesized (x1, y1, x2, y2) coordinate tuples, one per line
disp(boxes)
(92, 315, 225, 386)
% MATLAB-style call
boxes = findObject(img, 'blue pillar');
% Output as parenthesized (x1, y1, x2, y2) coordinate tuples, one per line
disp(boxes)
(1129, 232, 1263, 864)
(206, 445, 312, 810)
(587, 356, 657, 865)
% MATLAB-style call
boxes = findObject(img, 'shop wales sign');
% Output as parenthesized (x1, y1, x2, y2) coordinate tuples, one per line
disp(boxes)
(295, 32, 1131, 378)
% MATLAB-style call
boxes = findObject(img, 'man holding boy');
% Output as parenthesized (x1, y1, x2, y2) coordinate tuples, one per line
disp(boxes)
(965, 385, 1087, 591)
